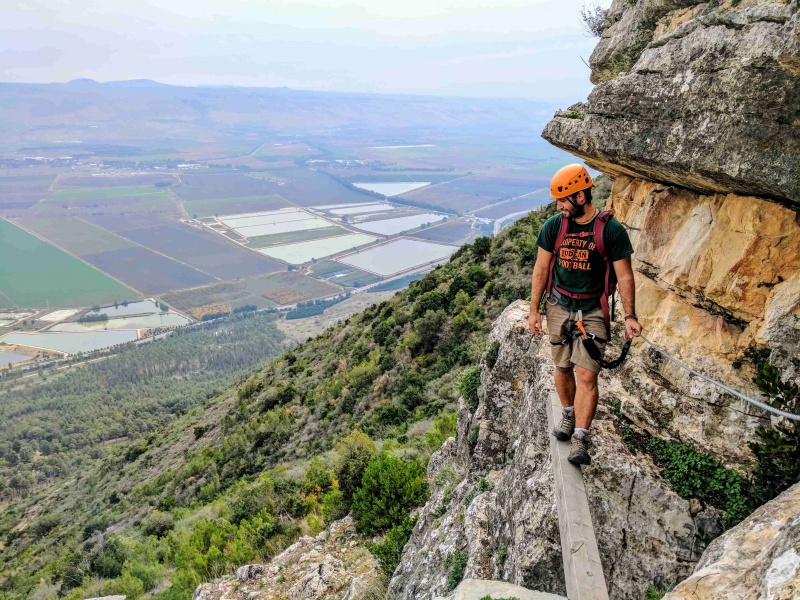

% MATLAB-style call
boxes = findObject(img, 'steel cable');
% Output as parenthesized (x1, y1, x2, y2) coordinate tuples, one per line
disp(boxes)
(638, 334, 800, 422)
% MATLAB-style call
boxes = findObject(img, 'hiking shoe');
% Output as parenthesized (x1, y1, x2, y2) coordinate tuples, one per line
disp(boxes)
(568, 430, 591, 465)
(552, 409, 575, 441)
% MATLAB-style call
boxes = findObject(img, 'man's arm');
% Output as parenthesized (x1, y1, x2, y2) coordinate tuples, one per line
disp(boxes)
(528, 247, 553, 336)
(612, 256, 642, 339)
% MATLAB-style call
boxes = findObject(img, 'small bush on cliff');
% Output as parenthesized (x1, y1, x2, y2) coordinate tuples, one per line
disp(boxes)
(445, 549, 469, 590)
(458, 366, 481, 412)
(367, 516, 416, 576)
(351, 453, 429, 536)
(749, 362, 800, 507)
(648, 438, 752, 527)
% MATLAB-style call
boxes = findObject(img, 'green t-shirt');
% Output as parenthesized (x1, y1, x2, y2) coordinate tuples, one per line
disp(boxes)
(536, 212, 634, 311)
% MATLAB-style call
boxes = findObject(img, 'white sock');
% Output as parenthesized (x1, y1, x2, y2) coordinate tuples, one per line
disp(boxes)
(575, 427, 589, 436)
(563, 407, 574, 413)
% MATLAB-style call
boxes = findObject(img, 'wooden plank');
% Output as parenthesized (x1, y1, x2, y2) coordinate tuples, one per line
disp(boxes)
(547, 392, 610, 600)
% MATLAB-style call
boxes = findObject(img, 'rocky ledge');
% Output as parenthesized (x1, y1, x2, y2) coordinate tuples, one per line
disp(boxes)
(542, 0, 800, 204)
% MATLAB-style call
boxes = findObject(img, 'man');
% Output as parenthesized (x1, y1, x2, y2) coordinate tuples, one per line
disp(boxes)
(528, 164, 642, 465)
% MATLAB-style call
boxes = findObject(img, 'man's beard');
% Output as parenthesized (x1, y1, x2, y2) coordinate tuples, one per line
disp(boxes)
(562, 199, 586, 220)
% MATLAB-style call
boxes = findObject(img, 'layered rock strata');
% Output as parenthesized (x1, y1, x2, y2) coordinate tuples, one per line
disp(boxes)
(388, 302, 722, 600)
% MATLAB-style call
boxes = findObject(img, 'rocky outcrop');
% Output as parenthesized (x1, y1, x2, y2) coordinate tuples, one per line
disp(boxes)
(663, 482, 800, 600)
(543, 0, 800, 204)
(433, 579, 567, 600)
(388, 302, 723, 600)
(601, 176, 800, 464)
(192, 517, 381, 600)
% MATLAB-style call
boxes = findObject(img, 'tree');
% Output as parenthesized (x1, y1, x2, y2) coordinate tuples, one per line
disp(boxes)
(334, 430, 377, 505)
(351, 453, 429, 535)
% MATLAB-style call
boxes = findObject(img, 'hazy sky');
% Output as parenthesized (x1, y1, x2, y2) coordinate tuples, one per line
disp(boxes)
(1, 0, 611, 100)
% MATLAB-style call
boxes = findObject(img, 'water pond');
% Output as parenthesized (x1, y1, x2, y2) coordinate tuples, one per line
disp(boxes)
(0, 330, 139, 355)
(51, 313, 190, 332)
(0, 351, 32, 365)
(88, 300, 160, 317)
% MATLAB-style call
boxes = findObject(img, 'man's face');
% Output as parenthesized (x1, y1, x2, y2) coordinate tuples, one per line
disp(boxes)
(556, 192, 585, 220)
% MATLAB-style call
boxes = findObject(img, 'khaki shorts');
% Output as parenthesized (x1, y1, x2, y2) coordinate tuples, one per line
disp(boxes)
(545, 301, 607, 374)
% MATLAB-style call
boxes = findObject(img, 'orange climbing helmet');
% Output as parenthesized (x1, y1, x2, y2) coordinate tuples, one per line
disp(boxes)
(550, 163, 593, 199)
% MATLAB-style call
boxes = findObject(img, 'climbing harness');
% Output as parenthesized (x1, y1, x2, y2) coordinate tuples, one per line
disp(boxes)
(639, 334, 800, 422)
(550, 308, 632, 370)
(545, 210, 616, 338)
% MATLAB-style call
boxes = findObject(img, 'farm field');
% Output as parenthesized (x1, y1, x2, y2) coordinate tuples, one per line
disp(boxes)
(338, 238, 457, 276)
(112, 222, 284, 280)
(0, 219, 137, 308)
(51, 186, 166, 201)
(327, 203, 394, 215)
(182, 194, 291, 218)
(20, 216, 135, 256)
(473, 188, 550, 219)
(333, 172, 463, 185)
(353, 213, 446, 235)
(402, 174, 545, 213)
(244, 225, 350, 248)
(323, 269, 382, 288)
(257, 232, 378, 264)
(55, 174, 178, 188)
(0, 170, 57, 210)
(0, 330, 138, 354)
(81, 246, 215, 295)
(351, 182, 430, 196)
(409, 220, 480, 245)
(162, 271, 343, 312)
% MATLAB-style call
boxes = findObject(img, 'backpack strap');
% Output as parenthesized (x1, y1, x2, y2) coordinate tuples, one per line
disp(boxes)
(545, 215, 570, 296)
(594, 211, 613, 338)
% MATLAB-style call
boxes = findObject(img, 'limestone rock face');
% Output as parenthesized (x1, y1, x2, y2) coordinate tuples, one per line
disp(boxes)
(542, 0, 800, 204)
(388, 302, 722, 600)
(663, 482, 800, 600)
(192, 517, 380, 600)
(602, 176, 800, 463)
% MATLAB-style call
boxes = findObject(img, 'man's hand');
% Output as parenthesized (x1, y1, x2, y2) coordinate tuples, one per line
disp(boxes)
(625, 318, 642, 339)
(529, 310, 543, 337)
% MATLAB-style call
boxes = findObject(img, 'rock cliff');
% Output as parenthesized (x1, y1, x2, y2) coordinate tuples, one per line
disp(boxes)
(391, 2, 800, 598)
(388, 302, 723, 600)
(542, 0, 800, 465)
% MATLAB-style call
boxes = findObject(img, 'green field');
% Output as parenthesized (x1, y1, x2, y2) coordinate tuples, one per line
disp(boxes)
(245, 226, 351, 248)
(0, 220, 138, 308)
(51, 186, 165, 200)
(20, 217, 134, 256)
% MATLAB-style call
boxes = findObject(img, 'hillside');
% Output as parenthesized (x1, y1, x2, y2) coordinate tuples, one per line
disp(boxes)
(0, 201, 552, 599)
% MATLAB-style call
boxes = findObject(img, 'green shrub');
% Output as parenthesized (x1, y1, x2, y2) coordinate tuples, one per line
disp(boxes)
(445, 550, 469, 590)
(749, 362, 800, 506)
(92, 537, 128, 578)
(367, 516, 416, 576)
(140, 511, 174, 538)
(334, 430, 378, 505)
(321, 485, 347, 524)
(472, 237, 492, 259)
(352, 453, 429, 536)
(427, 412, 457, 452)
(304, 457, 334, 495)
(458, 366, 481, 412)
(483, 340, 500, 369)
(649, 438, 752, 527)
(464, 478, 490, 506)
